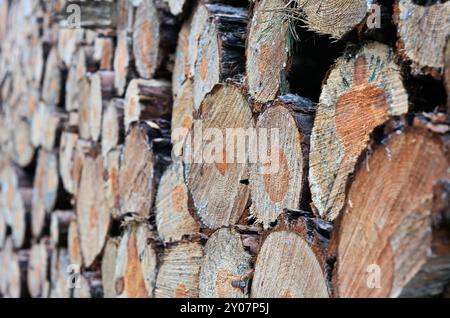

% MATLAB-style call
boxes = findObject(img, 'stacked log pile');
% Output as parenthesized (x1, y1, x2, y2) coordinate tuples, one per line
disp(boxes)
(0, 0, 449, 298)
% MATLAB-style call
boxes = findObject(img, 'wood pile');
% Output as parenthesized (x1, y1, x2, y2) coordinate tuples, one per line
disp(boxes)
(0, 0, 449, 298)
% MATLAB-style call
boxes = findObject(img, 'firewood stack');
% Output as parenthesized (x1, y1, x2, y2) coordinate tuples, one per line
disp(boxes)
(0, 0, 449, 298)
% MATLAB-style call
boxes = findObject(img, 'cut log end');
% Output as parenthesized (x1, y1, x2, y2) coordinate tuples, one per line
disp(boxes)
(250, 96, 314, 228)
(184, 84, 254, 230)
(76, 154, 110, 268)
(155, 161, 200, 243)
(246, 0, 289, 104)
(199, 228, 253, 298)
(155, 241, 203, 298)
(115, 223, 157, 298)
(251, 211, 331, 298)
(331, 117, 450, 298)
(309, 42, 409, 221)
(395, 0, 450, 77)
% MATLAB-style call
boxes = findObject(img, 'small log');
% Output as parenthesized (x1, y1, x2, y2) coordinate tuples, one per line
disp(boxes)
(155, 161, 200, 243)
(0, 163, 17, 226)
(76, 153, 110, 267)
(68, 219, 83, 268)
(102, 99, 125, 157)
(171, 79, 194, 158)
(294, 0, 371, 39)
(0, 238, 14, 296)
(115, 223, 157, 298)
(7, 249, 30, 298)
(309, 42, 409, 221)
(78, 79, 94, 140)
(132, 0, 178, 79)
(30, 103, 46, 148)
(31, 150, 59, 238)
(59, 131, 79, 195)
(94, 36, 114, 70)
(184, 83, 254, 229)
(187, 2, 209, 80)
(155, 241, 203, 298)
(101, 238, 120, 298)
(11, 188, 32, 249)
(199, 228, 254, 298)
(0, 205, 5, 248)
(246, 0, 290, 104)
(251, 211, 331, 298)
(65, 47, 93, 112)
(88, 71, 115, 142)
(123, 78, 172, 132)
(27, 239, 50, 298)
(394, 0, 450, 78)
(164, 0, 188, 16)
(41, 109, 64, 152)
(42, 48, 62, 107)
(172, 18, 191, 98)
(57, 28, 84, 68)
(330, 115, 450, 298)
(445, 39, 450, 113)
(49, 249, 72, 298)
(113, 31, 133, 97)
(118, 121, 171, 218)
(50, 210, 74, 248)
(30, 104, 64, 151)
(12, 119, 35, 167)
(192, 2, 248, 110)
(0, 0, 8, 42)
(249, 95, 314, 228)
(71, 139, 91, 196)
(104, 147, 122, 219)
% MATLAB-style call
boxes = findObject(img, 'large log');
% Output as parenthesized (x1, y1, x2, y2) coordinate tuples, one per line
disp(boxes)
(249, 95, 314, 228)
(309, 42, 409, 221)
(330, 115, 450, 298)
(184, 83, 254, 230)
